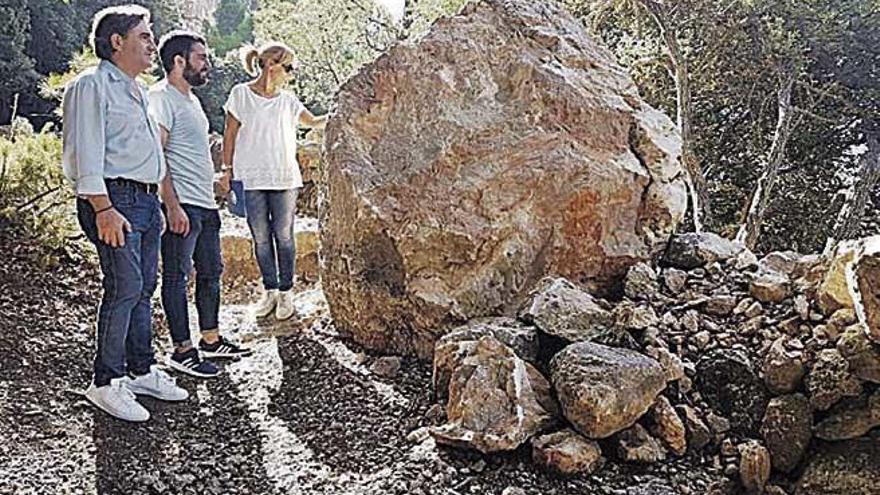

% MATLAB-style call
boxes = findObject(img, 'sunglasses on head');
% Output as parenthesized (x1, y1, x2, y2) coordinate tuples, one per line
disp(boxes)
(282, 62, 296, 73)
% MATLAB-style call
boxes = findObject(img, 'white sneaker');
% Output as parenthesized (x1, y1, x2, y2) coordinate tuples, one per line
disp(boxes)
(254, 289, 278, 318)
(125, 365, 189, 402)
(85, 378, 150, 422)
(275, 289, 297, 320)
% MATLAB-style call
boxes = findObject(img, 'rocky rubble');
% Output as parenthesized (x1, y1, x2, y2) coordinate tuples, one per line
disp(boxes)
(422, 232, 880, 493)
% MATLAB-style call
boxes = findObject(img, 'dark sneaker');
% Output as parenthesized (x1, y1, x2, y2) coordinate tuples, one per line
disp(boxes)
(167, 348, 219, 378)
(199, 336, 253, 359)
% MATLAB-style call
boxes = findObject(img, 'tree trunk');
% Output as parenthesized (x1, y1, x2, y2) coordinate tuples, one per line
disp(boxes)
(639, 0, 711, 232)
(825, 126, 880, 252)
(736, 74, 796, 249)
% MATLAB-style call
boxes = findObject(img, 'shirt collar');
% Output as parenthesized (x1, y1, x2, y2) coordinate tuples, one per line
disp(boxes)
(99, 59, 134, 83)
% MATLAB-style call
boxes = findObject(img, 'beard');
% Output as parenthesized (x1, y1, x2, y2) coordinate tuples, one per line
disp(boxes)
(183, 63, 209, 87)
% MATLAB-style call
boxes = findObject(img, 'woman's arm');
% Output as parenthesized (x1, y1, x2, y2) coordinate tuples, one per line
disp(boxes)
(220, 112, 241, 190)
(298, 108, 328, 129)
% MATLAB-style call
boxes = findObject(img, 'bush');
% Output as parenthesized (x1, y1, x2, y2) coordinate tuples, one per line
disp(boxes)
(0, 118, 75, 262)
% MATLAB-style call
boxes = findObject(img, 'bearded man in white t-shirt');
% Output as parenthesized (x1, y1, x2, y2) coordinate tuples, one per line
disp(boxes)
(149, 31, 252, 379)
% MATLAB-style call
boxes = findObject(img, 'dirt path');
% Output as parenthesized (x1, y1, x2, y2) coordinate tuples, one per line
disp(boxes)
(0, 224, 721, 495)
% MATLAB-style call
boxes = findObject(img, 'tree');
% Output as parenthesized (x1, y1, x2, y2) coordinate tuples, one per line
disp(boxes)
(205, 0, 254, 57)
(0, 0, 38, 125)
(254, 0, 466, 111)
(580, 0, 716, 231)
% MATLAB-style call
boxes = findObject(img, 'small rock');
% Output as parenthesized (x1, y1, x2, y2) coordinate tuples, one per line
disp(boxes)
(808, 348, 863, 411)
(693, 331, 712, 350)
(706, 411, 731, 435)
(837, 324, 880, 383)
(625, 262, 660, 301)
(531, 429, 604, 475)
(650, 396, 686, 455)
(676, 405, 711, 451)
(744, 301, 764, 319)
(739, 441, 771, 494)
(501, 488, 527, 495)
(734, 298, 755, 315)
(763, 336, 806, 394)
(794, 295, 810, 320)
(614, 424, 667, 463)
(614, 302, 659, 330)
(370, 356, 402, 378)
(814, 390, 880, 441)
(705, 295, 738, 316)
(760, 394, 812, 473)
(664, 233, 743, 270)
(519, 277, 618, 344)
(656, 347, 685, 382)
(663, 268, 688, 294)
(407, 426, 432, 444)
(697, 348, 769, 435)
(750, 271, 791, 303)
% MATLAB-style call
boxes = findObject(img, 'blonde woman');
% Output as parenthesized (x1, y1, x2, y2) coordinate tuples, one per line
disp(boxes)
(221, 43, 327, 320)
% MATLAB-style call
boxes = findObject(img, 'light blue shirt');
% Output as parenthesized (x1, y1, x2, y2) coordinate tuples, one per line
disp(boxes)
(148, 80, 217, 209)
(62, 60, 165, 195)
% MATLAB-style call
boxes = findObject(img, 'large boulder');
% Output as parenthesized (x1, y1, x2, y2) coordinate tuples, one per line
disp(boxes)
(796, 439, 880, 495)
(550, 342, 666, 438)
(848, 237, 880, 343)
(430, 336, 558, 453)
(321, 0, 687, 357)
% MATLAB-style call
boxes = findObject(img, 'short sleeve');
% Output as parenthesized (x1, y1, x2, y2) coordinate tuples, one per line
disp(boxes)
(147, 89, 174, 131)
(224, 85, 243, 121)
(288, 93, 306, 121)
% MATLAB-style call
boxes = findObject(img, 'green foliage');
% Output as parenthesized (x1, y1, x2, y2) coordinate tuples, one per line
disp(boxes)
(205, 0, 254, 57)
(0, 118, 76, 259)
(0, 0, 39, 122)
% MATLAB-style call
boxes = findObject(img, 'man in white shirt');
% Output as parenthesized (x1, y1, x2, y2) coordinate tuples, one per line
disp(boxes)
(149, 31, 252, 379)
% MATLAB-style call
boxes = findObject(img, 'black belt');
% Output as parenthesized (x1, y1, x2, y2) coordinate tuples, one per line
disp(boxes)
(106, 178, 159, 195)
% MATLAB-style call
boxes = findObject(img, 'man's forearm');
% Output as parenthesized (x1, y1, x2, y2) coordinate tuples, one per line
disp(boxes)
(160, 173, 181, 208)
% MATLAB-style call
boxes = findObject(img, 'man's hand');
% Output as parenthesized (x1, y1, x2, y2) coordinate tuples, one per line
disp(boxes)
(97, 208, 132, 248)
(167, 203, 190, 236)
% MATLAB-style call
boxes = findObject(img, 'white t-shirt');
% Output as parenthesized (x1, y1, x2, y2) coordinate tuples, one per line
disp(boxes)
(223, 83, 306, 190)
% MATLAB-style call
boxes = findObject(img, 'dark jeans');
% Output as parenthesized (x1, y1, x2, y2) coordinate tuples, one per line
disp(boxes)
(244, 189, 298, 291)
(160, 204, 223, 347)
(77, 181, 161, 386)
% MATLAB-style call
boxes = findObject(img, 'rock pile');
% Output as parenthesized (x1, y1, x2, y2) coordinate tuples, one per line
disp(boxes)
(424, 232, 880, 494)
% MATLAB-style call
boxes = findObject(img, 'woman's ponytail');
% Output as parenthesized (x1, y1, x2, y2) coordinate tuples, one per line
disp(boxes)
(240, 45, 261, 76)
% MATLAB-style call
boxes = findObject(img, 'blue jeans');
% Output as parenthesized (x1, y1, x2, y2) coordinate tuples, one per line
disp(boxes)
(244, 189, 298, 291)
(160, 204, 223, 347)
(77, 181, 161, 386)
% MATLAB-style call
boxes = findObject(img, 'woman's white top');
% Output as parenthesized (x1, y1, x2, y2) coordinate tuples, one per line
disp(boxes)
(224, 83, 306, 190)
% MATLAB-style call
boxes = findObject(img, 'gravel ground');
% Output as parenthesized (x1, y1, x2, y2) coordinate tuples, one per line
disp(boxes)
(0, 223, 723, 494)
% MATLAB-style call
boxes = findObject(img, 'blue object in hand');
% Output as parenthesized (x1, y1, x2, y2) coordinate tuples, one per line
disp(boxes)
(227, 179, 247, 218)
